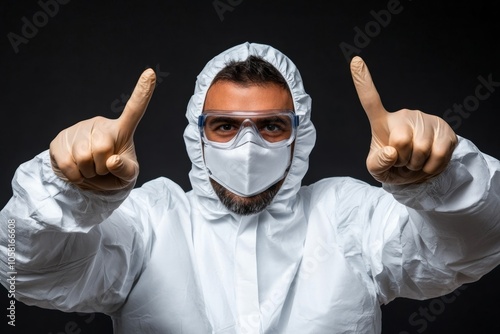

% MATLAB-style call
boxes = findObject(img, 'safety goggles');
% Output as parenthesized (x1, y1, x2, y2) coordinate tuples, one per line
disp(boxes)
(198, 110, 299, 149)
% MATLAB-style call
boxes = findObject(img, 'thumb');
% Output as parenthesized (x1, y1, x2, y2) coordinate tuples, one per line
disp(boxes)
(106, 154, 139, 183)
(118, 68, 156, 134)
(367, 146, 398, 177)
(350, 56, 388, 124)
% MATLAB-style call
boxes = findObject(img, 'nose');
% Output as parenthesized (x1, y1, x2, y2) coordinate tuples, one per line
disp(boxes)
(241, 118, 254, 128)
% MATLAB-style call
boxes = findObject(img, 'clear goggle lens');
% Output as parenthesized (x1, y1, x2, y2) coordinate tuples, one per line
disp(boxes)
(198, 111, 299, 149)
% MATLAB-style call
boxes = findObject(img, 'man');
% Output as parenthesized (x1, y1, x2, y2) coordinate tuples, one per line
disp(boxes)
(1, 42, 499, 333)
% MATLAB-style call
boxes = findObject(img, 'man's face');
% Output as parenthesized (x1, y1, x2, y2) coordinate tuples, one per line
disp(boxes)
(203, 81, 294, 215)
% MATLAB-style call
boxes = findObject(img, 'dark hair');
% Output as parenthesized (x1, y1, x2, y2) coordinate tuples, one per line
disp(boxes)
(212, 55, 289, 90)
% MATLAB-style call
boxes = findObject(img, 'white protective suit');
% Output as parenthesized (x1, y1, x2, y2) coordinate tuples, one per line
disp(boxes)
(1, 42, 500, 334)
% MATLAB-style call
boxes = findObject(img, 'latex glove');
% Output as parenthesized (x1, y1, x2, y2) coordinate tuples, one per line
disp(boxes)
(49, 69, 156, 191)
(350, 57, 458, 185)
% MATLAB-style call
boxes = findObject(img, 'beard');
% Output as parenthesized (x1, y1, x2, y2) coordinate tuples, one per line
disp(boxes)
(210, 178, 283, 215)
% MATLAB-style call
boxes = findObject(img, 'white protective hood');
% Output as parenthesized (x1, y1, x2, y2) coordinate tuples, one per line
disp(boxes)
(183, 42, 316, 215)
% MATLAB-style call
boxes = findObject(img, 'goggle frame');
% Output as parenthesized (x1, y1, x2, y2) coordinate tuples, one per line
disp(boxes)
(198, 110, 299, 149)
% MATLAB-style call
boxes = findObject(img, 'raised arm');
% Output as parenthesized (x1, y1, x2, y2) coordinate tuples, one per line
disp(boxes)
(0, 69, 158, 313)
(349, 57, 500, 302)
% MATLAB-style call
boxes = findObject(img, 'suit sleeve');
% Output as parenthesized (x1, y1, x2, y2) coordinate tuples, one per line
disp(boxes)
(357, 136, 500, 304)
(0, 150, 155, 313)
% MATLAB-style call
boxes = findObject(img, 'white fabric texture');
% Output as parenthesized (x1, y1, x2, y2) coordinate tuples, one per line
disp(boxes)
(2, 42, 500, 334)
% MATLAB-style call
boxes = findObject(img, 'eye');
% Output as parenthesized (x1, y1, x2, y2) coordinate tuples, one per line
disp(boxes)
(257, 116, 293, 142)
(259, 117, 288, 134)
(204, 116, 241, 142)
(264, 123, 282, 132)
(219, 124, 236, 132)
(205, 116, 240, 133)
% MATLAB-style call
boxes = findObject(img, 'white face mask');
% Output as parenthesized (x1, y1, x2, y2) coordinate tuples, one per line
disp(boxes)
(203, 129, 292, 197)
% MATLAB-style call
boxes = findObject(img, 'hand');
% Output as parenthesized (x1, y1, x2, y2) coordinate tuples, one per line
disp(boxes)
(49, 69, 156, 191)
(350, 57, 458, 185)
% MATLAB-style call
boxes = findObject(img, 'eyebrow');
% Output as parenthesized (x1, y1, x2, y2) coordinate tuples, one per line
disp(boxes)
(205, 116, 241, 125)
(206, 115, 291, 125)
(207, 116, 237, 121)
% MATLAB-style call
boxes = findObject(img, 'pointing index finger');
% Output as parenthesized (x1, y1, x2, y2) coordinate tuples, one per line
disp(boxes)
(118, 68, 156, 133)
(350, 56, 387, 122)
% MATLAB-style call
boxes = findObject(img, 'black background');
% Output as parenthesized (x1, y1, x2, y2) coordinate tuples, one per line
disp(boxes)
(1, 0, 499, 333)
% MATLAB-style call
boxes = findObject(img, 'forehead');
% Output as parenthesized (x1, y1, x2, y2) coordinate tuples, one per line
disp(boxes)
(203, 81, 294, 113)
